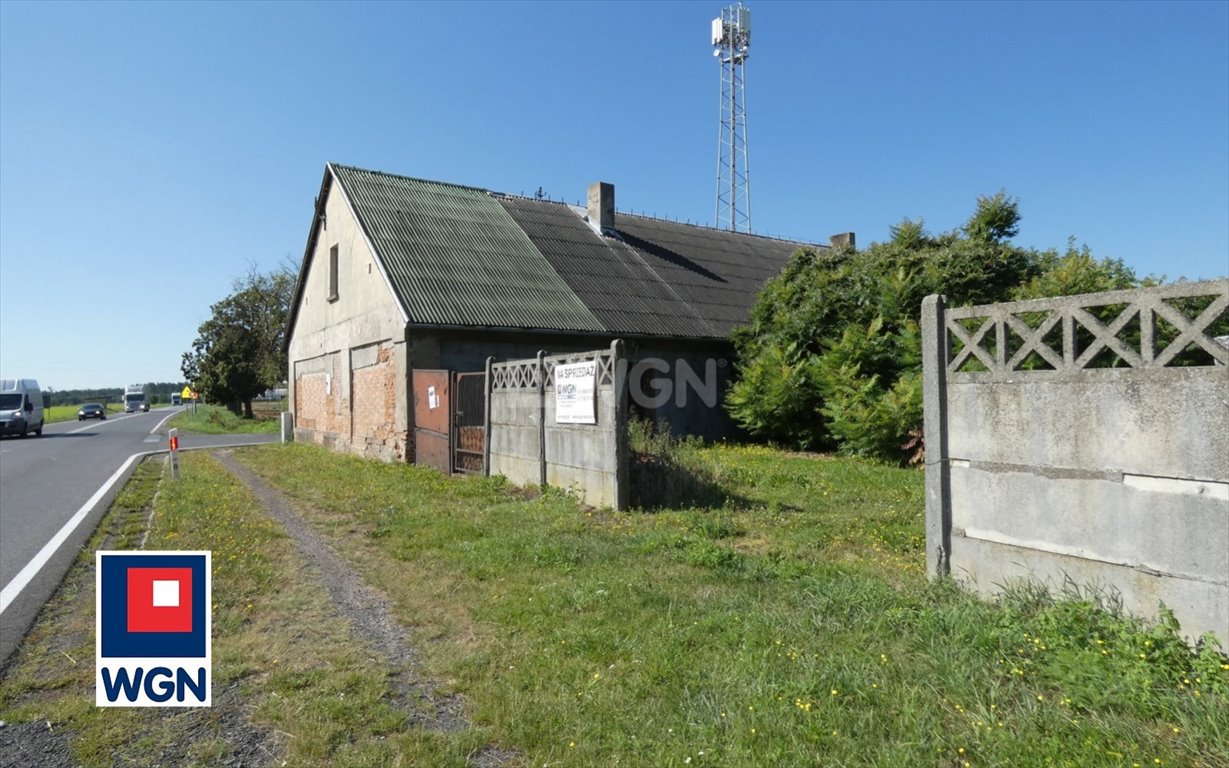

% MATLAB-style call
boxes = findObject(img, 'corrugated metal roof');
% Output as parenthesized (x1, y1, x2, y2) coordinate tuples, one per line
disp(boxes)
(499, 197, 809, 339)
(324, 164, 817, 340)
(332, 165, 603, 332)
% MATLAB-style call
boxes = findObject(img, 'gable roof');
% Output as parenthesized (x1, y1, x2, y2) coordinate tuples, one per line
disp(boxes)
(289, 163, 819, 345)
(333, 165, 604, 332)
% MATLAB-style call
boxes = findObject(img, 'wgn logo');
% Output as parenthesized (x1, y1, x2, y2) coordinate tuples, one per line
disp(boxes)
(95, 551, 212, 707)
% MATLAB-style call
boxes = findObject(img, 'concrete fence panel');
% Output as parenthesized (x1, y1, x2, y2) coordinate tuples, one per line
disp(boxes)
(487, 340, 629, 509)
(923, 279, 1229, 645)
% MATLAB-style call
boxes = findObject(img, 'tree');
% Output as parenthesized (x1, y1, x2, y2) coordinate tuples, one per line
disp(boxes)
(964, 191, 1021, 244)
(727, 193, 1080, 462)
(182, 266, 295, 417)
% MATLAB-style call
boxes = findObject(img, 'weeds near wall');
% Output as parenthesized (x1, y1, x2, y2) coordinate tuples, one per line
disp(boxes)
(628, 418, 727, 510)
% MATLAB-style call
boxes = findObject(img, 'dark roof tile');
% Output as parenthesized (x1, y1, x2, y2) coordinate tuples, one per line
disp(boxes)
(500, 197, 812, 339)
(323, 165, 819, 340)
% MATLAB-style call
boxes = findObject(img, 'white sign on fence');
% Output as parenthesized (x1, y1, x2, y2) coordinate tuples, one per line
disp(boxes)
(555, 360, 597, 424)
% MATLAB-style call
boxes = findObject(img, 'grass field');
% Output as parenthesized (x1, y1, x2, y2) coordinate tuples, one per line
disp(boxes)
(168, 403, 280, 434)
(0, 443, 1225, 767)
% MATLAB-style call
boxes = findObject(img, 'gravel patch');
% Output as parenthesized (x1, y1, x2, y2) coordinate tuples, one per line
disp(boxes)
(0, 719, 79, 768)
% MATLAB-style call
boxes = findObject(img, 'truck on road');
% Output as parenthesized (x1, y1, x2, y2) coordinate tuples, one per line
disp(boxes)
(123, 384, 149, 413)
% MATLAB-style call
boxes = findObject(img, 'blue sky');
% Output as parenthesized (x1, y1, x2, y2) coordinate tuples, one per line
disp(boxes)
(1, 0, 1225, 390)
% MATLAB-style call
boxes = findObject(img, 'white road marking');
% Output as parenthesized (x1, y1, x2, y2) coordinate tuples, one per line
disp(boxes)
(150, 411, 178, 435)
(0, 450, 155, 615)
(0, 438, 272, 617)
(64, 408, 177, 436)
(67, 414, 135, 435)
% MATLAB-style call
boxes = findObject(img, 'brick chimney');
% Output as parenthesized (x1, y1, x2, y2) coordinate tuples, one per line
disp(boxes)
(588, 182, 615, 231)
(828, 232, 856, 250)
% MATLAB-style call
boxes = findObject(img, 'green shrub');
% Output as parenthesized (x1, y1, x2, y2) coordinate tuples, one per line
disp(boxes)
(727, 194, 1148, 463)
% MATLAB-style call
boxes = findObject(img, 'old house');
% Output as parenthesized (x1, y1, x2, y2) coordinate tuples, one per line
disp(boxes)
(286, 163, 838, 464)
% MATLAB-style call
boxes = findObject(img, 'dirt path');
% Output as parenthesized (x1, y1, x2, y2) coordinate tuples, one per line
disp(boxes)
(1, 453, 515, 768)
(212, 451, 515, 767)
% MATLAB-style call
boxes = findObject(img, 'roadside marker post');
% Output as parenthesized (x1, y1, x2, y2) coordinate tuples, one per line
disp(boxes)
(169, 428, 180, 480)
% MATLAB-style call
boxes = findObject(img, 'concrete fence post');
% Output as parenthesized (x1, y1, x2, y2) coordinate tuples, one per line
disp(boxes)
(610, 339, 629, 510)
(483, 356, 494, 477)
(536, 350, 547, 488)
(921, 294, 952, 578)
(280, 411, 294, 444)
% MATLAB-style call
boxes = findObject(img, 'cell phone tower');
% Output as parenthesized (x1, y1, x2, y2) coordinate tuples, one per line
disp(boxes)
(712, 3, 751, 232)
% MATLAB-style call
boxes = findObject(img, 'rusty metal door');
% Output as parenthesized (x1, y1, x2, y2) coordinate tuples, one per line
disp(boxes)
(452, 371, 486, 474)
(412, 369, 451, 474)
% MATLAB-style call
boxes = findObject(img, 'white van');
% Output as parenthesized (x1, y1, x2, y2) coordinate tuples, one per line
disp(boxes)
(0, 378, 45, 438)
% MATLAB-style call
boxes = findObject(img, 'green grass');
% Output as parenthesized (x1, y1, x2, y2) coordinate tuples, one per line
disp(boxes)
(2, 442, 1225, 767)
(168, 404, 279, 434)
(231, 443, 1227, 767)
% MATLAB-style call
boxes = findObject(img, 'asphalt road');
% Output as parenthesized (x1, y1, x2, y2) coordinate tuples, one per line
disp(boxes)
(0, 407, 278, 667)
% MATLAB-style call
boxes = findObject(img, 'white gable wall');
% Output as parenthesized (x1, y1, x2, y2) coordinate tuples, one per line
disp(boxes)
(288, 176, 409, 461)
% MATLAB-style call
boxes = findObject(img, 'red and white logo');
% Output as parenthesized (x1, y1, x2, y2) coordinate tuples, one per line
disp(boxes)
(126, 568, 193, 633)
(96, 551, 211, 707)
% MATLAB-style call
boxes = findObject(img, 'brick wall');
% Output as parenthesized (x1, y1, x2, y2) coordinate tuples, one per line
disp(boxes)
(294, 371, 330, 433)
(294, 357, 348, 451)
(352, 343, 406, 461)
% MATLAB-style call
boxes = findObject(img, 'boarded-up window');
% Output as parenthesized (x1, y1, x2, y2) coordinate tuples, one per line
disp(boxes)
(328, 244, 339, 302)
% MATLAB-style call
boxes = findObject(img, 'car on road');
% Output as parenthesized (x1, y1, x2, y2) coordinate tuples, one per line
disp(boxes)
(78, 403, 107, 421)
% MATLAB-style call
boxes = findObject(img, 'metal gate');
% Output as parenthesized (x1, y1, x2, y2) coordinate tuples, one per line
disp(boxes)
(452, 371, 486, 474)
(412, 369, 451, 475)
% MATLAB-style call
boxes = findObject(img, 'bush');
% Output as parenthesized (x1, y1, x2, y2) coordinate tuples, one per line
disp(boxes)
(726, 195, 1146, 463)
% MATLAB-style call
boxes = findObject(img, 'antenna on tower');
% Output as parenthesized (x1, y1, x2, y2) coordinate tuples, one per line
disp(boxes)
(712, 2, 751, 232)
